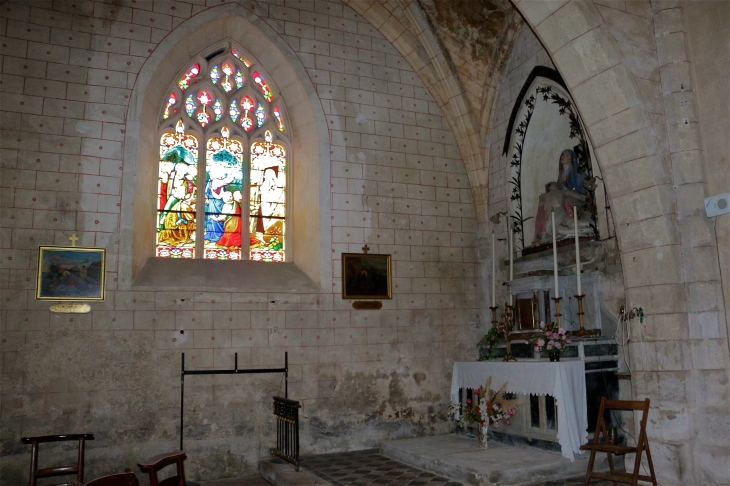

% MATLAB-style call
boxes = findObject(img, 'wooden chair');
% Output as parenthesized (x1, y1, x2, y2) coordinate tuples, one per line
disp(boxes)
(84, 472, 139, 486)
(580, 397, 657, 486)
(137, 451, 187, 486)
(21, 434, 95, 486)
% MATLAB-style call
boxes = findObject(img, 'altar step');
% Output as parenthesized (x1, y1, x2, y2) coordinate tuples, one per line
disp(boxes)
(380, 434, 618, 486)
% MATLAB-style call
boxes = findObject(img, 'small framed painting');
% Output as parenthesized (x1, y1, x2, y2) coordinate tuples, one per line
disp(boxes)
(341, 253, 391, 300)
(36, 246, 106, 301)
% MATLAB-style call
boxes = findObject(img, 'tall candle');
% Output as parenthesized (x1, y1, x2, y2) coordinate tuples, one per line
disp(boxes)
(574, 210, 582, 295)
(552, 211, 559, 297)
(491, 231, 496, 307)
(508, 217, 514, 305)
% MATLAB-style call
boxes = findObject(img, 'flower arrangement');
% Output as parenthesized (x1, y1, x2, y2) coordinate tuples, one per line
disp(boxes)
(477, 308, 513, 360)
(450, 377, 519, 430)
(530, 321, 572, 357)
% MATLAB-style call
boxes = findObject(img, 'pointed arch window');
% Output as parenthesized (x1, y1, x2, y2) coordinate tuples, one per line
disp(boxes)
(156, 44, 289, 262)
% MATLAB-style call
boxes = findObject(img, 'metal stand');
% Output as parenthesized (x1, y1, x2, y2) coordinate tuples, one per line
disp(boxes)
(572, 294, 601, 337)
(180, 351, 288, 450)
(552, 296, 563, 328)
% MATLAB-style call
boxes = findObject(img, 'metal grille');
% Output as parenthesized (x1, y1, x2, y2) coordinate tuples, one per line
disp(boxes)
(271, 396, 301, 470)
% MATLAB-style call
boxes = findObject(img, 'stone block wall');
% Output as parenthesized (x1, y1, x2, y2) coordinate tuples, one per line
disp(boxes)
(0, 0, 484, 482)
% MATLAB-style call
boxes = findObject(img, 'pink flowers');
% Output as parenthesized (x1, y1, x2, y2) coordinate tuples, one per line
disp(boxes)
(530, 321, 572, 356)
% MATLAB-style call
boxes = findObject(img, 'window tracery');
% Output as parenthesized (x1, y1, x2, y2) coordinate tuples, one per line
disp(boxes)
(156, 44, 289, 262)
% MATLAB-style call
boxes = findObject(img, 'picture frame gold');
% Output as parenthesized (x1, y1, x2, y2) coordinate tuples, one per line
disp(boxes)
(341, 252, 392, 300)
(36, 246, 106, 301)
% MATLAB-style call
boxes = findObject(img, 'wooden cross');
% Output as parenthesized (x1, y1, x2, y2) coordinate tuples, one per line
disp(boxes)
(362, 245, 369, 254)
(68, 234, 79, 247)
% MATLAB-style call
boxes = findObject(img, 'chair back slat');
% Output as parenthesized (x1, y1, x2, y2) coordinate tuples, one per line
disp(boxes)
(21, 434, 95, 486)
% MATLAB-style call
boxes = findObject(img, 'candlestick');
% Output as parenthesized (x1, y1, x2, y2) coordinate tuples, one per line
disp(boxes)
(572, 294, 601, 337)
(552, 296, 562, 328)
(508, 217, 514, 305)
(489, 305, 498, 329)
(502, 304, 516, 362)
(491, 232, 496, 307)
(574, 210, 582, 295)
(551, 211, 559, 298)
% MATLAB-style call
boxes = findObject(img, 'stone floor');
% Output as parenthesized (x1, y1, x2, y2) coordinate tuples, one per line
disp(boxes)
(298, 449, 614, 486)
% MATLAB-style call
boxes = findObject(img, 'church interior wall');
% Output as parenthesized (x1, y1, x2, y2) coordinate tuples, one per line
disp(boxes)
(0, 1, 483, 482)
(0, 0, 728, 484)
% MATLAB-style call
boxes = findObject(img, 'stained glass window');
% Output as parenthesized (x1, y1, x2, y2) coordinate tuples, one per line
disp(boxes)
(178, 64, 200, 90)
(249, 131, 285, 262)
(157, 120, 198, 259)
(252, 71, 273, 102)
(157, 45, 288, 261)
(204, 127, 244, 260)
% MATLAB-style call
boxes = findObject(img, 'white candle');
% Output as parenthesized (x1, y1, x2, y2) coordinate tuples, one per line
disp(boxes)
(574, 210, 582, 295)
(552, 211, 559, 298)
(491, 231, 496, 307)
(508, 217, 514, 305)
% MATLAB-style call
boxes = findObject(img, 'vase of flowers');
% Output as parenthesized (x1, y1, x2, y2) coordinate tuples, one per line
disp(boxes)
(449, 377, 519, 449)
(529, 321, 572, 360)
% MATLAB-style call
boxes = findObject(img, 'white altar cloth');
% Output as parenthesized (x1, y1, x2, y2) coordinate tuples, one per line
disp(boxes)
(450, 360, 587, 460)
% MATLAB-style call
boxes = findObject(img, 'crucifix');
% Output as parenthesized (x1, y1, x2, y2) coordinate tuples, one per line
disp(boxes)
(68, 234, 79, 247)
(362, 244, 369, 254)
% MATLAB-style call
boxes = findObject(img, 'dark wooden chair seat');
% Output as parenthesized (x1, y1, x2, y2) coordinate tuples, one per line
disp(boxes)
(137, 450, 187, 486)
(21, 434, 95, 486)
(580, 397, 657, 486)
(84, 472, 139, 486)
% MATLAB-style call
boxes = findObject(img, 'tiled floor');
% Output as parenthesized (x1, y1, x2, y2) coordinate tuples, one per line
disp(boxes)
(301, 449, 616, 486)
(302, 449, 461, 486)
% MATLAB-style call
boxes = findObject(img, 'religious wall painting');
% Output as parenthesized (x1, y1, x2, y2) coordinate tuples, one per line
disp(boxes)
(503, 67, 604, 253)
(342, 253, 392, 300)
(36, 246, 106, 301)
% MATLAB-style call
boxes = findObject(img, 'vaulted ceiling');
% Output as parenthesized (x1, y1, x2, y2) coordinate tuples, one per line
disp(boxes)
(344, 0, 524, 217)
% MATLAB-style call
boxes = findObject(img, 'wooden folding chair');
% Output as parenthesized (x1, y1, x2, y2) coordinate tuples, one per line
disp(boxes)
(21, 433, 95, 486)
(580, 397, 657, 486)
(137, 451, 187, 486)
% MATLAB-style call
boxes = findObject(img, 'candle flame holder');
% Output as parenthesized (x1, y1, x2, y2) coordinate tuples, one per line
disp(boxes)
(571, 294, 601, 337)
(489, 306, 499, 329)
(552, 296, 562, 328)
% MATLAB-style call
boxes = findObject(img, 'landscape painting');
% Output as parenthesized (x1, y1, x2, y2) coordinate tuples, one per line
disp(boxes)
(36, 246, 106, 301)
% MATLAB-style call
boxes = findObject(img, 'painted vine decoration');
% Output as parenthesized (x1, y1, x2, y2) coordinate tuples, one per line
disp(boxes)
(509, 84, 598, 250)
(509, 94, 535, 251)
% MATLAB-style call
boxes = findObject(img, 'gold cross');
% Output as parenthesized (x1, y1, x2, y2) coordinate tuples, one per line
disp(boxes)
(68, 234, 79, 247)
(362, 245, 369, 254)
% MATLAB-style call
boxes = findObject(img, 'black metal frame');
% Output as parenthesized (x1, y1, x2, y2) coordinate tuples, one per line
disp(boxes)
(271, 396, 301, 471)
(179, 351, 289, 450)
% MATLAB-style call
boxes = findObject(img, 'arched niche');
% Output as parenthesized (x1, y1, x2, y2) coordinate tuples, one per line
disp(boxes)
(119, 4, 331, 291)
(503, 68, 606, 252)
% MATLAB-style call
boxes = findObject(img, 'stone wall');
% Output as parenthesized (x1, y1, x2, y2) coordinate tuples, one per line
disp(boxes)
(507, 1, 729, 484)
(0, 0, 484, 482)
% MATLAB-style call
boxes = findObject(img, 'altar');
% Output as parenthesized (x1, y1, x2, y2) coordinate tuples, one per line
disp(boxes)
(451, 360, 587, 461)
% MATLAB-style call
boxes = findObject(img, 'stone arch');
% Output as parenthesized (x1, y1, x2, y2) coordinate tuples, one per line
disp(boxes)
(508, 1, 728, 483)
(119, 3, 331, 290)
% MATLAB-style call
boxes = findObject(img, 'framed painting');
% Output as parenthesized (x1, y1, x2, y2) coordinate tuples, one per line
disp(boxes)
(36, 246, 106, 301)
(341, 253, 392, 300)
